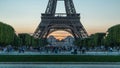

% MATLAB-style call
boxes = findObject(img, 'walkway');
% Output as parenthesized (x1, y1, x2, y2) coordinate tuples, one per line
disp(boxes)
(0, 63, 120, 68)
(0, 51, 120, 55)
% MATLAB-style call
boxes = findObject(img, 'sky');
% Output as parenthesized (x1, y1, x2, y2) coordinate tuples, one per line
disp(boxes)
(0, 0, 120, 39)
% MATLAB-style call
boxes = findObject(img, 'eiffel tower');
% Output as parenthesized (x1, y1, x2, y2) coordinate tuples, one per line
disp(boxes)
(33, 0, 88, 39)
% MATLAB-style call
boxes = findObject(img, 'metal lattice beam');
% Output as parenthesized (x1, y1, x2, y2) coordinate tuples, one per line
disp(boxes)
(33, 0, 88, 39)
(45, 0, 76, 16)
(45, 0, 57, 15)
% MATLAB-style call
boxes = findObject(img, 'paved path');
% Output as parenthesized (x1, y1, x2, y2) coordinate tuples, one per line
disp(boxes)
(0, 63, 120, 68)
(0, 51, 120, 55)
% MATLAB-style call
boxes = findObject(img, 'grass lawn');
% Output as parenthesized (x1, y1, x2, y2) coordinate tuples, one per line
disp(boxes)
(0, 55, 120, 62)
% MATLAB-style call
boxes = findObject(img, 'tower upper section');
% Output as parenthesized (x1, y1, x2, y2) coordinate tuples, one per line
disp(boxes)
(44, 0, 79, 17)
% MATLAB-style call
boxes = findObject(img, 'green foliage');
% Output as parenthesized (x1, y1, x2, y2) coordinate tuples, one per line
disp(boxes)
(13, 34, 22, 46)
(18, 33, 48, 47)
(18, 33, 36, 46)
(39, 38, 48, 46)
(75, 24, 120, 47)
(0, 21, 49, 47)
(105, 24, 120, 46)
(74, 33, 106, 47)
(0, 22, 15, 46)
(90, 33, 106, 46)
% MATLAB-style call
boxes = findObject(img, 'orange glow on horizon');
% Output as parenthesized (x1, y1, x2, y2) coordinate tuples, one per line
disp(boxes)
(48, 31, 73, 40)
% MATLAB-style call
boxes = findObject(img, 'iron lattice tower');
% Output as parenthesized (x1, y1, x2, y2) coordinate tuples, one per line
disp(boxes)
(33, 0, 88, 39)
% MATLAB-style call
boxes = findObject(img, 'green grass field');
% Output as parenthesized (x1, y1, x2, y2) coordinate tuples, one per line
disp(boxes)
(0, 55, 120, 62)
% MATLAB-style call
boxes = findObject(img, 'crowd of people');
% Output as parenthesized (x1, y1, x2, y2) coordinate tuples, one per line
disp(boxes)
(0, 45, 120, 55)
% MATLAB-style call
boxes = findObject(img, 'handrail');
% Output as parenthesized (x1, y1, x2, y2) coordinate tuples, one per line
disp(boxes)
(42, 13, 80, 17)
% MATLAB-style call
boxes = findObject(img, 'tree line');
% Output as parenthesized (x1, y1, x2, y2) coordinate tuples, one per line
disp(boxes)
(0, 22, 48, 47)
(74, 24, 120, 47)
(0, 21, 120, 47)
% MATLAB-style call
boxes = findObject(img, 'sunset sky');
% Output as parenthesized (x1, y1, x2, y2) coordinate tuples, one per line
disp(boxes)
(0, 0, 120, 39)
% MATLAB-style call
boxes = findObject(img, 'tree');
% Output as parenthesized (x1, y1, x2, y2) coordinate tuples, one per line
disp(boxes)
(0, 22, 16, 46)
(105, 24, 120, 46)
(37, 38, 48, 47)
(18, 33, 31, 46)
(74, 38, 91, 47)
(18, 33, 48, 47)
(89, 33, 106, 46)
(74, 33, 106, 47)
(13, 34, 22, 47)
